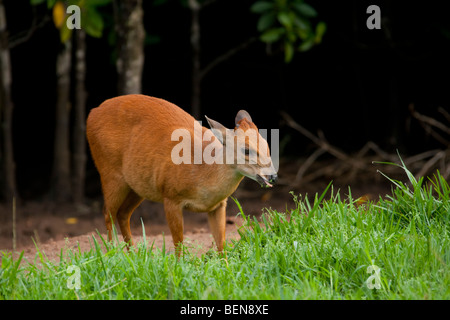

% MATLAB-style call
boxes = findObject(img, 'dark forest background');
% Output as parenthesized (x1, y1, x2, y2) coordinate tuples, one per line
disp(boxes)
(1, 0, 450, 205)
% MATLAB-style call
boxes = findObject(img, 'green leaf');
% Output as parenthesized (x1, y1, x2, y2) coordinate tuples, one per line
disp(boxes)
(314, 21, 326, 43)
(293, 2, 317, 18)
(295, 17, 312, 40)
(30, 0, 46, 5)
(287, 30, 296, 43)
(294, 16, 310, 31)
(260, 28, 284, 43)
(296, 27, 309, 40)
(83, 8, 104, 38)
(60, 24, 73, 43)
(298, 37, 315, 52)
(284, 41, 294, 63)
(277, 12, 292, 28)
(257, 12, 276, 32)
(47, 0, 57, 9)
(250, 1, 274, 14)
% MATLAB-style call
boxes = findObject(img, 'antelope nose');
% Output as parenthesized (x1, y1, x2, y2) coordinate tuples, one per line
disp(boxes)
(268, 174, 278, 184)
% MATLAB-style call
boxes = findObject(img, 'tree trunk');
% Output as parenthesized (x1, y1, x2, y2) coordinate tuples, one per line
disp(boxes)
(189, 0, 201, 119)
(52, 40, 72, 203)
(113, 0, 145, 95)
(0, 0, 17, 203)
(72, 29, 86, 205)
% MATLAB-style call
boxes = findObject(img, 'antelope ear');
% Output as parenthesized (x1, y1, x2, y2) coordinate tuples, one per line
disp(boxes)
(205, 115, 230, 144)
(235, 110, 252, 126)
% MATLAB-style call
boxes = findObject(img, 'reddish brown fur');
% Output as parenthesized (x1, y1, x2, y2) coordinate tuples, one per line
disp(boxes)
(86, 94, 250, 253)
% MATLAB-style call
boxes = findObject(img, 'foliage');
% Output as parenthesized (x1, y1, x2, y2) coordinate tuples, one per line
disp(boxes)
(30, 0, 112, 42)
(374, 156, 450, 231)
(251, 0, 326, 62)
(1, 163, 449, 299)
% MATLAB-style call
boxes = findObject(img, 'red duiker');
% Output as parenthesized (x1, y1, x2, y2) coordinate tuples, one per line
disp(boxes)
(86, 94, 277, 254)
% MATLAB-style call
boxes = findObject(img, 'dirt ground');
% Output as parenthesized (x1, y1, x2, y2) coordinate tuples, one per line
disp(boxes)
(0, 159, 394, 263)
(0, 181, 297, 263)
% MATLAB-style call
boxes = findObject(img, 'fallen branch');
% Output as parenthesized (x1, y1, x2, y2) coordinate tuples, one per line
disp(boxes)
(281, 111, 357, 164)
(415, 150, 446, 180)
(409, 103, 450, 147)
(409, 104, 450, 135)
(280, 110, 450, 188)
(295, 148, 325, 183)
(438, 107, 450, 123)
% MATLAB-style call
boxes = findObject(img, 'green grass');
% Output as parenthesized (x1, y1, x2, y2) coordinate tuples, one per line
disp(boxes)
(1, 160, 449, 299)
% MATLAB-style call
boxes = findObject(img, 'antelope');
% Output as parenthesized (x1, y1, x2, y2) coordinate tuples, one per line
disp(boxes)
(86, 94, 277, 254)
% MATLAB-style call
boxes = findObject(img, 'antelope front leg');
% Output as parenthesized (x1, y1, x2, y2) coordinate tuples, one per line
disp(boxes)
(163, 198, 184, 256)
(208, 199, 227, 252)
